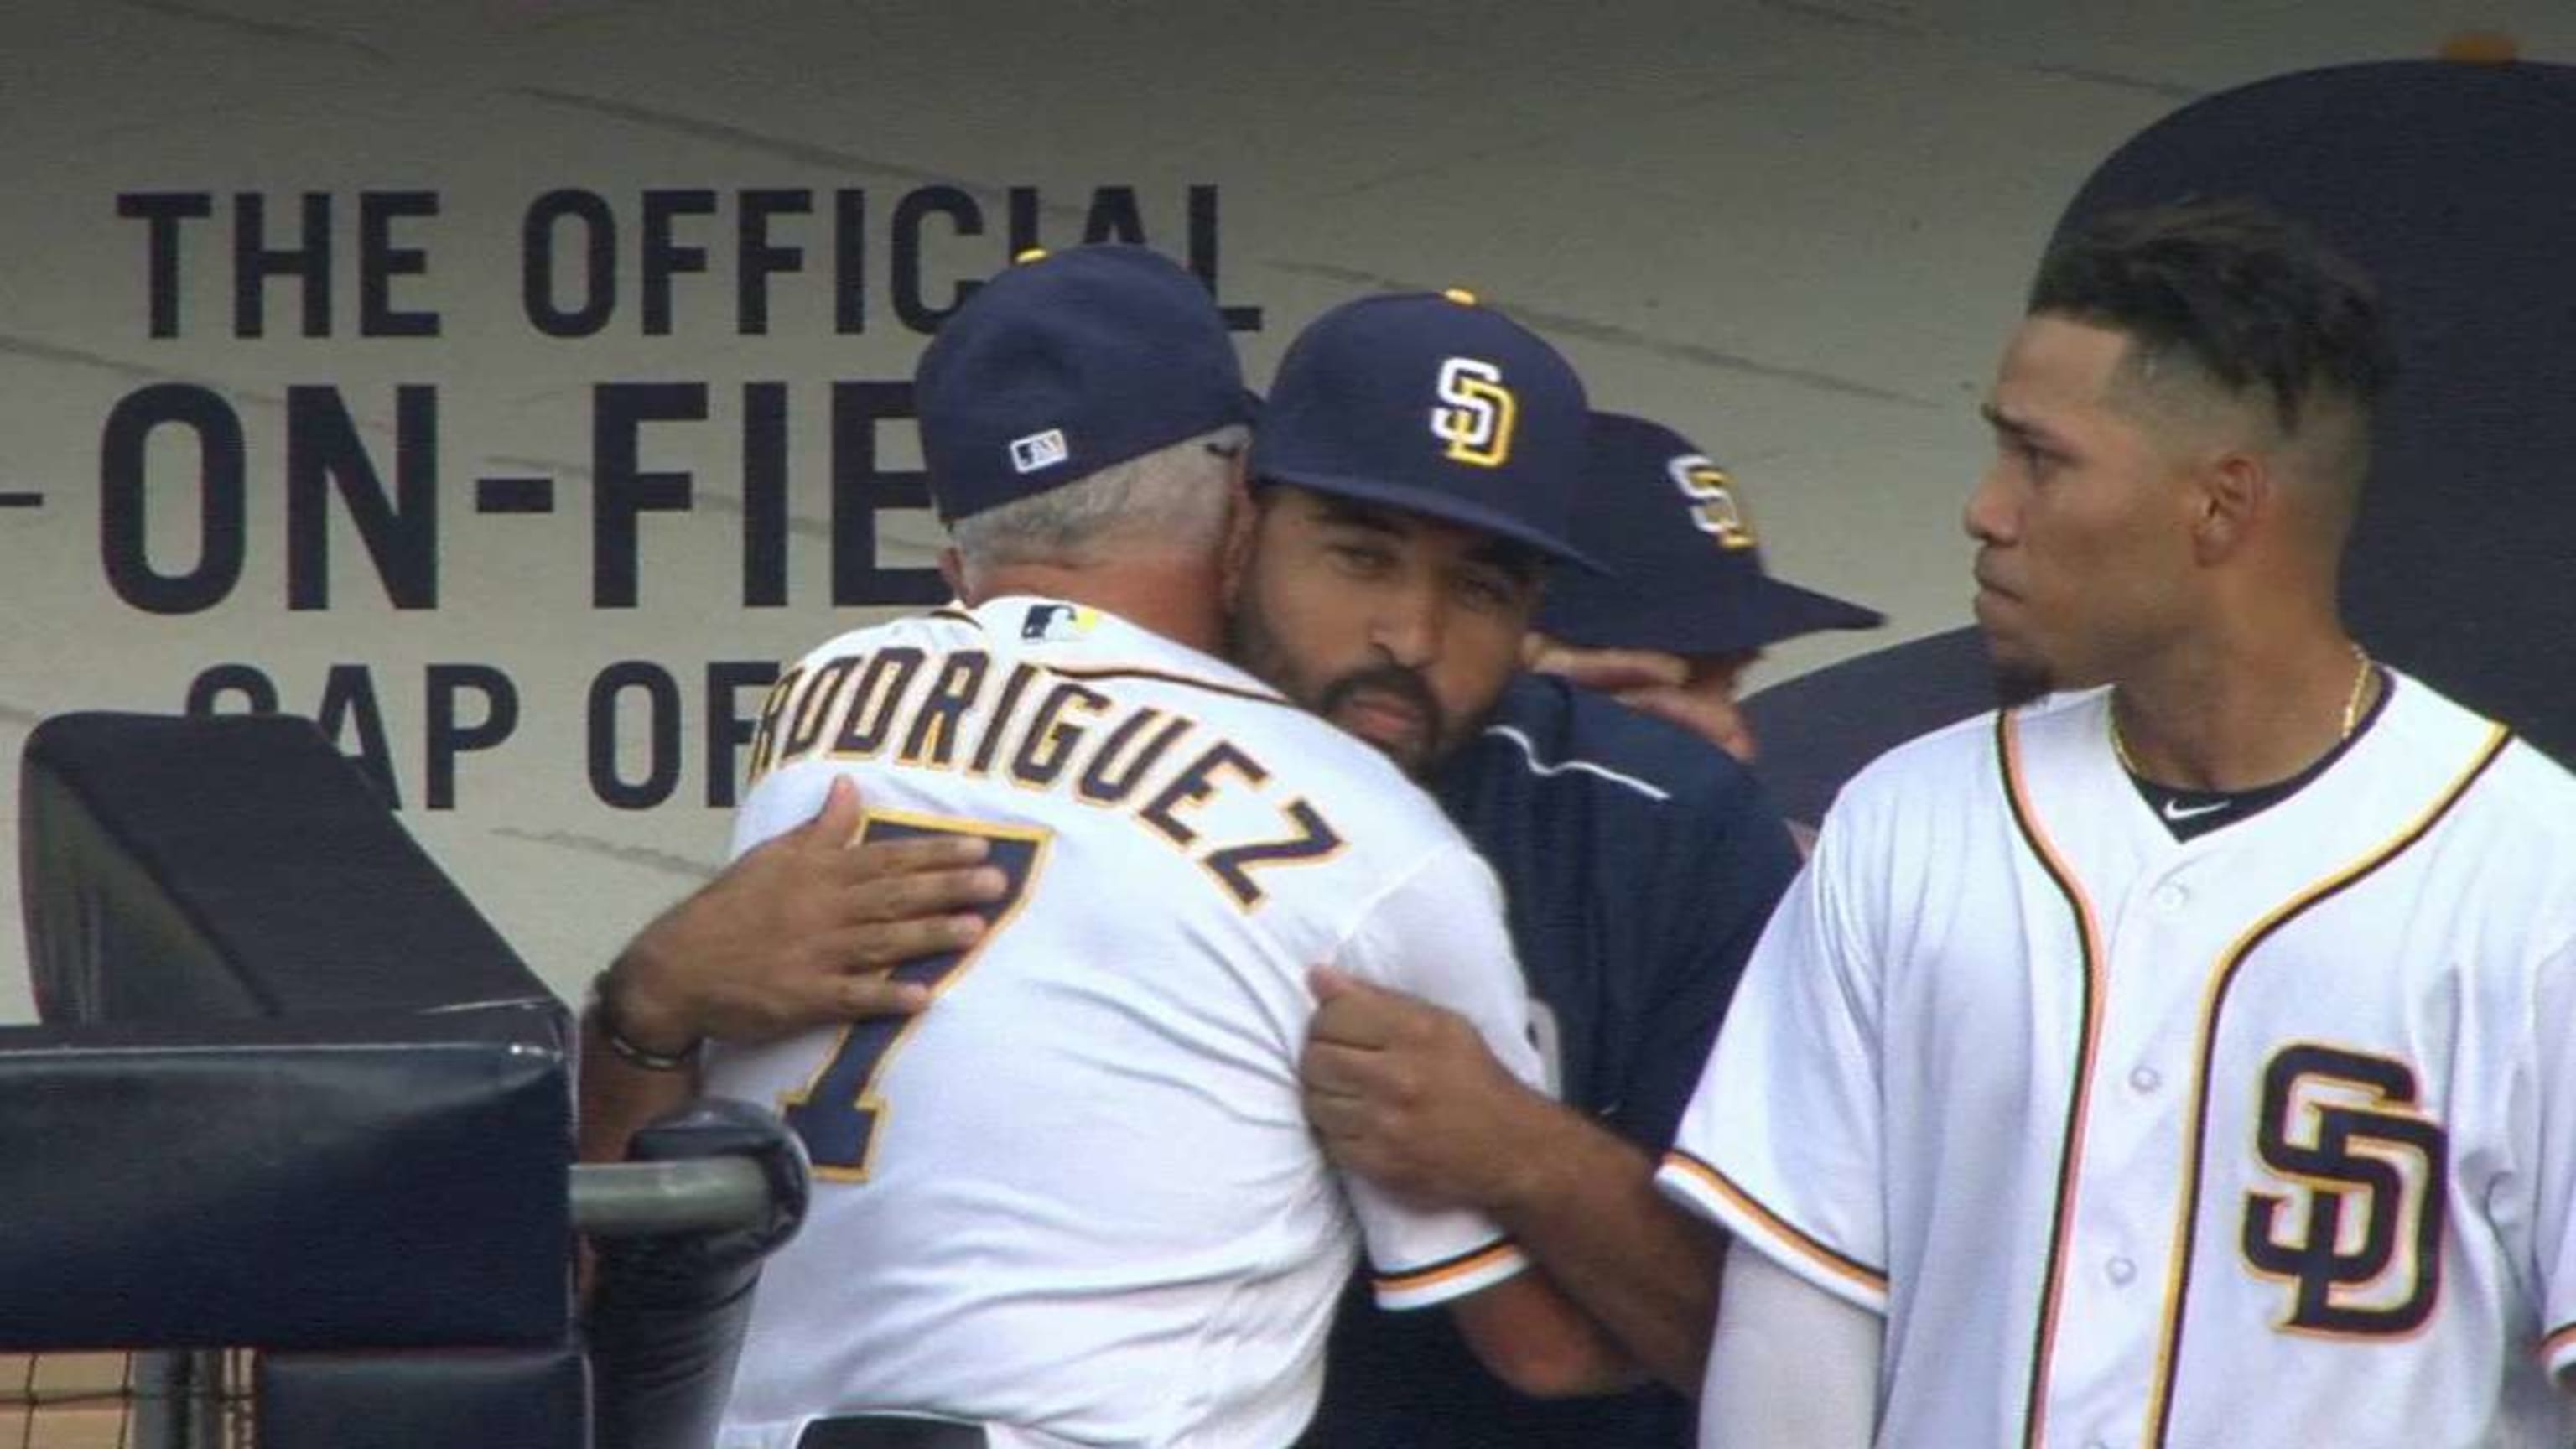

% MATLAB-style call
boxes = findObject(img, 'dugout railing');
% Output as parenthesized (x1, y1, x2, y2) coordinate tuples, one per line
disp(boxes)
(6, 711, 797, 1449)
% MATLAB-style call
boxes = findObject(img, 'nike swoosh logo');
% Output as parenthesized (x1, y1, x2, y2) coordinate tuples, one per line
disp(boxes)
(2160, 798, 2230, 822)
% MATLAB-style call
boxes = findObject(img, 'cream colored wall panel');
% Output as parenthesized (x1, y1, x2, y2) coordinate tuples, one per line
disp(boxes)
(4, 0, 2568, 1019)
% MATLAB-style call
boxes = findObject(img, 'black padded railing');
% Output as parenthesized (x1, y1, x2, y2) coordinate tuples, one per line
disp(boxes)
(10, 710, 803, 1449)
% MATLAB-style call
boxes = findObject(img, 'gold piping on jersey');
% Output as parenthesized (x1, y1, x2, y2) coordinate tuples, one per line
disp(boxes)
(1372, 1236, 1523, 1296)
(2142, 724, 2511, 1448)
(1046, 662, 1291, 709)
(1997, 708, 2113, 1449)
(932, 605, 979, 626)
(1659, 1148, 1889, 1295)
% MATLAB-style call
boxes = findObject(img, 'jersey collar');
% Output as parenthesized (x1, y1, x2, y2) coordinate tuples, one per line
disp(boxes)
(955, 595, 1291, 705)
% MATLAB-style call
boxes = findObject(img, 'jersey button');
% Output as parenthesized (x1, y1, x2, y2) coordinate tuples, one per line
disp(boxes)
(2106, 1256, 2137, 1285)
(2129, 1065, 2162, 1093)
(2152, 882, 2189, 911)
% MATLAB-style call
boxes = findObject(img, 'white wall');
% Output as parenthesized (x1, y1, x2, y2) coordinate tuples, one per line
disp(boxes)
(3, 0, 2564, 1019)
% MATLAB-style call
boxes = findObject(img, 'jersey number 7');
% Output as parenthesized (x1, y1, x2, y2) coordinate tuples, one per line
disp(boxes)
(779, 808, 1051, 1181)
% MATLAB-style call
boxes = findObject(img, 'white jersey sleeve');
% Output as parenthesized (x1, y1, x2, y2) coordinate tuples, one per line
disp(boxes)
(2535, 936, 2576, 1380)
(1698, 1238, 1883, 1449)
(730, 753, 834, 860)
(1657, 808, 1891, 1313)
(1332, 839, 1541, 1311)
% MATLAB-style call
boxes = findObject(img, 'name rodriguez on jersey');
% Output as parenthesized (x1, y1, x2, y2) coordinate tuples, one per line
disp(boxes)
(741, 633, 1344, 911)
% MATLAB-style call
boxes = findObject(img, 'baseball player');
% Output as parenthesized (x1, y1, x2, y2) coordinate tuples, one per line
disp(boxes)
(1522, 411, 1883, 766)
(1660, 200, 2576, 1447)
(609, 247, 1632, 1448)
(1290, 413, 1852, 1447)
(598, 374, 1820, 1444)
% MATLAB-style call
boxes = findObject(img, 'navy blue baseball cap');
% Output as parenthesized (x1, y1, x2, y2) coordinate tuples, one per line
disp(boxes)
(1540, 412, 1884, 656)
(915, 245, 1251, 522)
(1249, 289, 1601, 569)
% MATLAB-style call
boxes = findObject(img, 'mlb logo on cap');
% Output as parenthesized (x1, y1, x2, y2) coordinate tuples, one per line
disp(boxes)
(1010, 429, 1071, 475)
(915, 245, 1249, 522)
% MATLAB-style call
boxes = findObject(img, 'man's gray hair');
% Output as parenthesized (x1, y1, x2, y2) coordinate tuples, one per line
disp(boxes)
(948, 423, 1247, 569)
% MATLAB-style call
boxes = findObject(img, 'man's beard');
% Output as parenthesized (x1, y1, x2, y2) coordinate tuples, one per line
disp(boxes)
(1312, 664, 1448, 776)
(1225, 599, 1449, 776)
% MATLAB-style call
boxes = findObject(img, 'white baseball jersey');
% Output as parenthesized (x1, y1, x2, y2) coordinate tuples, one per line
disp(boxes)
(705, 596, 1540, 1449)
(1660, 672, 2576, 1448)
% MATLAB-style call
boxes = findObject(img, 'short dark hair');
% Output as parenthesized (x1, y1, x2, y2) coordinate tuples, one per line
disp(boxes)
(2028, 198, 2393, 436)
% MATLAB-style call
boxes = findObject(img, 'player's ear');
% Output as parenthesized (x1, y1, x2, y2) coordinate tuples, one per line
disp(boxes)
(1218, 478, 1261, 608)
(2189, 449, 2268, 564)
(937, 546, 972, 603)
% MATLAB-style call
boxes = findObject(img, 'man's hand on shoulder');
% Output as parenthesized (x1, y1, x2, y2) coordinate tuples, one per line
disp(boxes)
(1300, 966, 1731, 1394)
(1602, 683, 1758, 764)
(610, 777, 1009, 1051)
(1523, 634, 1761, 762)
(1299, 964, 1551, 1213)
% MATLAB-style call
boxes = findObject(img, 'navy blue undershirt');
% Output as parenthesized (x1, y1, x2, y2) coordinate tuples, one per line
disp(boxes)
(2125, 667, 2391, 841)
(1299, 673, 1802, 1449)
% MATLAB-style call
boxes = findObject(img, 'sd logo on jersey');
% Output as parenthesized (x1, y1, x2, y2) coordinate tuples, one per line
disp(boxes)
(1666, 453, 1757, 551)
(2240, 1043, 2449, 1337)
(1431, 357, 1517, 467)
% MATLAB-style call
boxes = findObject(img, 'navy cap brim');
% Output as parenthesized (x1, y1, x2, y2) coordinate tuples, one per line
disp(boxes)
(1541, 570, 1883, 656)
(1258, 464, 1610, 574)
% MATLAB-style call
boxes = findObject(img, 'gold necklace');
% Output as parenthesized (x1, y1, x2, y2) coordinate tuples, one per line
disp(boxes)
(2334, 641, 2376, 738)
(2109, 642, 2373, 777)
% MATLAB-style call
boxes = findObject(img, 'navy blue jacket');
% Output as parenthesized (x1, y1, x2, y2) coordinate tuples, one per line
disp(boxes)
(1301, 673, 1803, 1447)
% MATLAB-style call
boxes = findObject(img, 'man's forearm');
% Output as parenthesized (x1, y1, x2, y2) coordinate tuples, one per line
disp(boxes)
(572, 1001, 703, 1307)
(575, 1004, 701, 1166)
(1487, 1093, 1723, 1394)
(1299, 969, 1722, 1389)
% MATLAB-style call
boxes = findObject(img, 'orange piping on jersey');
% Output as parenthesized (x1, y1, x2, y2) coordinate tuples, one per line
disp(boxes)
(2539, 1321, 2576, 1364)
(2142, 724, 2511, 1448)
(1045, 663, 1291, 709)
(1373, 1237, 1522, 1296)
(1997, 708, 2111, 1449)
(1660, 1148, 1888, 1295)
